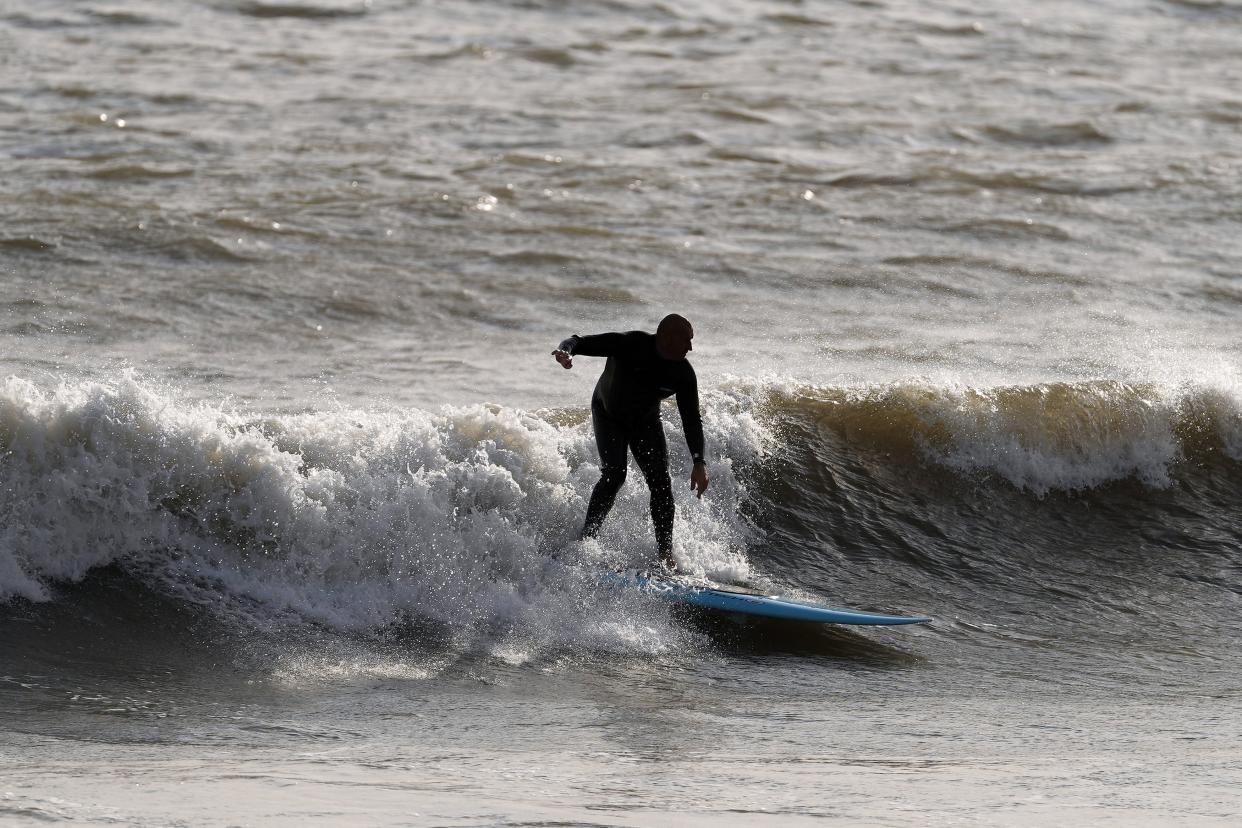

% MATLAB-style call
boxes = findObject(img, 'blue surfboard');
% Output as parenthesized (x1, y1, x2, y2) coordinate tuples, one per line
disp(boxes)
(605, 572, 931, 626)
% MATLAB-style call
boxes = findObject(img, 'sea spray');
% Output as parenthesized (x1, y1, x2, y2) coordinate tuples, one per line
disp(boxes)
(765, 379, 1242, 495)
(0, 374, 766, 653)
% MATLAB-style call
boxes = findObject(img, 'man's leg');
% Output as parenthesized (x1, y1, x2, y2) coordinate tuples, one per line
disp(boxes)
(582, 401, 629, 539)
(630, 417, 674, 566)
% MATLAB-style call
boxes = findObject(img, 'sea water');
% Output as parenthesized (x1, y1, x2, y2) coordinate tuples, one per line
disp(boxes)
(2, 1, 1241, 824)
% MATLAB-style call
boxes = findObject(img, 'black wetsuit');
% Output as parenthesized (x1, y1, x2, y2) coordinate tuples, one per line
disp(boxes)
(558, 331, 705, 556)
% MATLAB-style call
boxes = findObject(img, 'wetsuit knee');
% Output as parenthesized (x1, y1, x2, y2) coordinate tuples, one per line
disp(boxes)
(600, 465, 627, 489)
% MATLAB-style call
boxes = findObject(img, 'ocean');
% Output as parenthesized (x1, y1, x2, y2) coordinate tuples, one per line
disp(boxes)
(2, 0, 1241, 824)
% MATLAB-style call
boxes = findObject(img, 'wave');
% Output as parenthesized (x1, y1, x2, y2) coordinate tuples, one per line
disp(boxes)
(0, 375, 763, 642)
(955, 120, 1114, 148)
(753, 379, 1242, 494)
(3, 372, 1239, 651)
(821, 165, 1147, 196)
(231, 1, 371, 20)
(84, 164, 195, 181)
(0, 237, 57, 253)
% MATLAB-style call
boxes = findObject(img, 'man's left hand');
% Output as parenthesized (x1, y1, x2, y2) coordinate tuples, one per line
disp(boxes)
(690, 463, 709, 498)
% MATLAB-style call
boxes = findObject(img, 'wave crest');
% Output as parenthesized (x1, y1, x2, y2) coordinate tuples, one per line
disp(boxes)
(760, 379, 1242, 494)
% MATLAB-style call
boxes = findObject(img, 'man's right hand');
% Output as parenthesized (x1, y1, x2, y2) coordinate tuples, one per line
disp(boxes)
(552, 349, 573, 369)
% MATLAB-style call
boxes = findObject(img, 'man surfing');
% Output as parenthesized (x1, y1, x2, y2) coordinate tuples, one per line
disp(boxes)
(552, 314, 709, 572)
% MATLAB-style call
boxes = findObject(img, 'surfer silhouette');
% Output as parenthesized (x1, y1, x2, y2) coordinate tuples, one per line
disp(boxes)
(552, 314, 709, 572)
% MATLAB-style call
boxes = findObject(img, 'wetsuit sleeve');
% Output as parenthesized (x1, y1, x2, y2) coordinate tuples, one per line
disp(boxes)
(676, 367, 706, 463)
(562, 332, 628, 357)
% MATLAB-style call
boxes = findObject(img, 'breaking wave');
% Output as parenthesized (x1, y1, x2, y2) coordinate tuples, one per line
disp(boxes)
(3, 371, 1240, 655)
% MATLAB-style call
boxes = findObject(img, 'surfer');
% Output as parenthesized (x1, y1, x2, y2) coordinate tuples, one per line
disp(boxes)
(552, 314, 709, 571)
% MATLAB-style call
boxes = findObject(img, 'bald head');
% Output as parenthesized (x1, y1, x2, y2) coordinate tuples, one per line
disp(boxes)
(656, 314, 694, 361)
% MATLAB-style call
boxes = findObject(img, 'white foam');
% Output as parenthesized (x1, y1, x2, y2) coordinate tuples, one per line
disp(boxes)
(917, 382, 1183, 494)
(0, 373, 768, 656)
(781, 375, 1242, 495)
(714, 372, 1242, 496)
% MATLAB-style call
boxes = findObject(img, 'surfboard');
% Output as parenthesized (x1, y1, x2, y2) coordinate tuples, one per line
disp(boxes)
(605, 571, 932, 626)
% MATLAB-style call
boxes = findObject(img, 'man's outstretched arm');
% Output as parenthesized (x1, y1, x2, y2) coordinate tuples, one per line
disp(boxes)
(550, 332, 628, 369)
